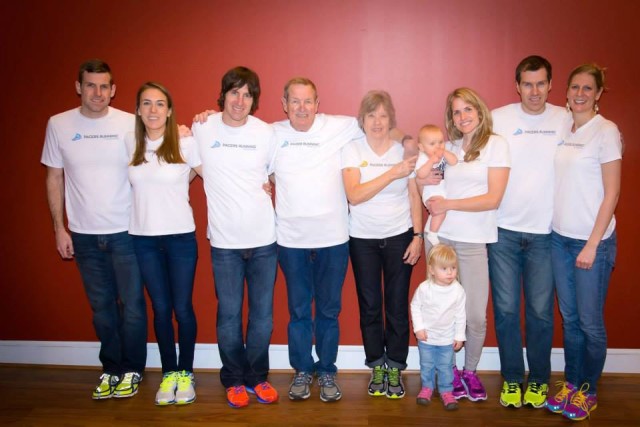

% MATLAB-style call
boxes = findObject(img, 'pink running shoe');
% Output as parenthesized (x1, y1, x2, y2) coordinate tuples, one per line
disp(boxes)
(441, 391, 459, 411)
(461, 370, 487, 401)
(452, 366, 467, 399)
(546, 381, 577, 414)
(562, 384, 597, 421)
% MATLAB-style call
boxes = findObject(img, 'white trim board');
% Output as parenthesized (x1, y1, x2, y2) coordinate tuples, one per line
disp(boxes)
(1, 341, 638, 373)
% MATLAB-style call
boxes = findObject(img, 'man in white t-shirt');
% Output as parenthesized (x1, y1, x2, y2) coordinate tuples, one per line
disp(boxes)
(488, 55, 569, 409)
(192, 67, 279, 408)
(41, 59, 147, 400)
(272, 78, 363, 403)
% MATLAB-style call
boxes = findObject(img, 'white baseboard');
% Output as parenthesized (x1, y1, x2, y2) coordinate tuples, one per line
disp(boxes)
(1, 340, 638, 373)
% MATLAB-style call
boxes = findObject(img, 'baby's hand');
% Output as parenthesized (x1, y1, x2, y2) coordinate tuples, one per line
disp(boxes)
(453, 340, 464, 351)
(415, 330, 427, 341)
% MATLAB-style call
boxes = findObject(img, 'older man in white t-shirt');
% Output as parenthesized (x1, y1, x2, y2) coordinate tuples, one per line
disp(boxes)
(273, 78, 364, 403)
(488, 55, 570, 410)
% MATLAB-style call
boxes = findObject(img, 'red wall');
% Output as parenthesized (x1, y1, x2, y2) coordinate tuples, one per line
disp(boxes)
(1, 0, 637, 349)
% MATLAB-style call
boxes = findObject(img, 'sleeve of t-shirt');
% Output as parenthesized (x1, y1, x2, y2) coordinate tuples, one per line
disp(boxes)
(41, 118, 63, 167)
(409, 284, 426, 333)
(181, 136, 202, 168)
(340, 140, 361, 169)
(487, 134, 511, 168)
(598, 122, 623, 164)
(266, 127, 278, 176)
(124, 132, 136, 160)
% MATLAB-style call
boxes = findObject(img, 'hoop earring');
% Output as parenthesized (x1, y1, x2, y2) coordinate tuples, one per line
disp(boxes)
(566, 102, 571, 112)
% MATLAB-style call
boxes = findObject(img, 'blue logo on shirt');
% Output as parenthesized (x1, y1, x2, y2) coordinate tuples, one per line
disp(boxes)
(281, 141, 289, 148)
(513, 129, 523, 136)
(72, 133, 82, 141)
(210, 140, 221, 148)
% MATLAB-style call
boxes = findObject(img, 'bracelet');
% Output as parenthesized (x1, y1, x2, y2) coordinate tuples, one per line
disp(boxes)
(413, 232, 424, 239)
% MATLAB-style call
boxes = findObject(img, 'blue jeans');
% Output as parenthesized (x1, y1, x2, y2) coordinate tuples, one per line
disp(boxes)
(552, 231, 616, 394)
(418, 341, 454, 392)
(349, 229, 413, 370)
(211, 242, 277, 388)
(278, 242, 349, 375)
(132, 232, 198, 373)
(71, 231, 147, 375)
(488, 228, 554, 384)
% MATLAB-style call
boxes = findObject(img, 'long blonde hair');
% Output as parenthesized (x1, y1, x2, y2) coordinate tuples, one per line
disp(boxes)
(444, 87, 493, 162)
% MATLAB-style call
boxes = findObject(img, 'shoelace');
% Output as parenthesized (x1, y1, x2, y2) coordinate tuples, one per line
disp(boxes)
(293, 372, 310, 386)
(231, 385, 245, 394)
(177, 373, 194, 390)
(318, 374, 336, 387)
(121, 372, 134, 385)
(372, 367, 385, 384)
(96, 374, 113, 390)
(506, 382, 520, 394)
(159, 372, 178, 391)
(528, 382, 541, 393)
(568, 383, 591, 411)
(387, 368, 400, 387)
(553, 380, 573, 401)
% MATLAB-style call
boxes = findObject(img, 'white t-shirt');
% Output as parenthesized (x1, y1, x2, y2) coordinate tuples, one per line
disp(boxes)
(193, 113, 277, 249)
(341, 137, 412, 239)
(410, 279, 466, 346)
(272, 114, 363, 248)
(416, 152, 447, 202)
(553, 114, 622, 240)
(126, 134, 201, 236)
(492, 103, 569, 234)
(428, 134, 510, 244)
(41, 107, 134, 234)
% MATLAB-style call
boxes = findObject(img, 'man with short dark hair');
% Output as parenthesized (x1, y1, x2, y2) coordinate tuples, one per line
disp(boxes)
(489, 55, 569, 409)
(192, 66, 279, 408)
(42, 59, 147, 400)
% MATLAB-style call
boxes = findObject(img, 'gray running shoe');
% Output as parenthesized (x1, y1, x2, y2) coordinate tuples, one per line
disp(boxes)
(318, 373, 342, 402)
(386, 367, 405, 399)
(288, 371, 313, 400)
(368, 365, 387, 396)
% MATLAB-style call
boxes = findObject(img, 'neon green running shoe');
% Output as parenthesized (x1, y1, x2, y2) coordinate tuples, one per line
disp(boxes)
(175, 371, 196, 405)
(155, 371, 178, 406)
(92, 373, 119, 400)
(524, 382, 549, 408)
(113, 372, 142, 398)
(499, 381, 522, 408)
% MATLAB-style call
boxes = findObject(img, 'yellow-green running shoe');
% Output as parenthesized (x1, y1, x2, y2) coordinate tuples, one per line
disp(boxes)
(523, 382, 549, 408)
(499, 381, 522, 408)
(92, 373, 120, 400)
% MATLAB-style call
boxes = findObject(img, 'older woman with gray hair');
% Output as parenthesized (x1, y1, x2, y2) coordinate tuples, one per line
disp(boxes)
(341, 90, 422, 400)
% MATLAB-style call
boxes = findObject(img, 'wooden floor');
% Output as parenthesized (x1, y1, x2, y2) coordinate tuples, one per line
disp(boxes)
(1, 365, 639, 426)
